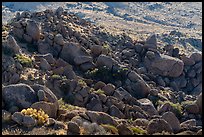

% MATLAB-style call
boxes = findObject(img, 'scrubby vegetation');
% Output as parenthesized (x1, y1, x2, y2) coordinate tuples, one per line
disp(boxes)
(85, 66, 128, 84)
(14, 54, 33, 67)
(129, 126, 147, 135)
(100, 124, 118, 134)
(21, 108, 49, 125)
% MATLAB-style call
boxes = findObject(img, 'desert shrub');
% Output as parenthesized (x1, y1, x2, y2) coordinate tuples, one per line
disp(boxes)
(85, 66, 128, 84)
(181, 100, 194, 106)
(78, 79, 87, 88)
(21, 108, 49, 125)
(100, 124, 118, 134)
(58, 98, 79, 111)
(94, 89, 105, 95)
(14, 54, 32, 67)
(102, 42, 112, 52)
(50, 74, 61, 80)
(129, 126, 146, 135)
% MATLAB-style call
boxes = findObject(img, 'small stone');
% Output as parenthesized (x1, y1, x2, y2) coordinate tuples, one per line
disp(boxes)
(37, 90, 46, 101)
(109, 105, 125, 119)
(117, 123, 133, 135)
(22, 115, 37, 128)
(190, 52, 202, 63)
(195, 93, 202, 114)
(31, 101, 58, 118)
(54, 34, 65, 46)
(133, 118, 149, 128)
(40, 58, 51, 71)
(90, 45, 102, 56)
(45, 118, 56, 127)
(186, 103, 199, 114)
(180, 119, 196, 129)
(138, 98, 158, 117)
(96, 54, 115, 69)
(102, 83, 115, 96)
(54, 120, 66, 129)
(94, 81, 106, 90)
(67, 121, 80, 134)
(2, 110, 12, 123)
(12, 112, 24, 125)
(144, 34, 157, 49)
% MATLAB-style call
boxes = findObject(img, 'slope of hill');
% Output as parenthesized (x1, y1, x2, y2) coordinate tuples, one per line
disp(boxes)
(2, 3, 202, 135)
(2, 2, 202, 52)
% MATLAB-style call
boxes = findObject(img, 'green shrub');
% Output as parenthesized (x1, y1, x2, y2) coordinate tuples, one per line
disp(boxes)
(51, 74, 61, 80)
(58, 98, 78, 111)
(78, 79, 87, 88)
(102, 42, 111, 51)
(100, 124, 118, 134)
(85, 66, 128, 84)
(94, 89, 105, 95)
(14, 54, 32, 67)
(181, 100, 194, 106)
(129, 126, 146, 135)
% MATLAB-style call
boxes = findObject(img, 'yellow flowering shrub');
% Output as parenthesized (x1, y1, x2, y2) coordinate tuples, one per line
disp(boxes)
(21, 108, 49, 125)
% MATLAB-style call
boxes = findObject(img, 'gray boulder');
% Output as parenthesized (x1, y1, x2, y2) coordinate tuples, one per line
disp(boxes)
(60, 42, 90, 64)
(161, 111, 181, 133)
(147, 118, 173, 134)
(54, 34, 65, 46)
(26, 20, 41, 41)
(22, 115, 37, 127)
(2, 83, 38, 110)
(127, 71, 151, 98)
(138, 98, 158, 117)
(144, 52, 184, 77)
(12, 112, 24, 125)
(31, 101, 57, 118)
(96, 54, 117, 69)
(143, 34, 157, 49)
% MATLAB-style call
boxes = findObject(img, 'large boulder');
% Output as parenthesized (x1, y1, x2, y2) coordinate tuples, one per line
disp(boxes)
(96, 54, 117, 69)
(147, 118, 173, 134)
(59, 42, 90, 64)
(161, 111, 181, 133)
(6, 35, 22, 55)
(31, 101, 57, 118)
(2, 83, 38, 110)
(144, 51, 184, 77)
(143, 34, 157, 49)
(138, 98, 158, 117)
(26, 19, 41, 41)
(127, 71, 151, 98)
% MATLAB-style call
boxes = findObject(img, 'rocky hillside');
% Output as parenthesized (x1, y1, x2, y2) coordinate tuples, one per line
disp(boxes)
(2, 2, 202, 52)
(2, 6, 202, 135)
